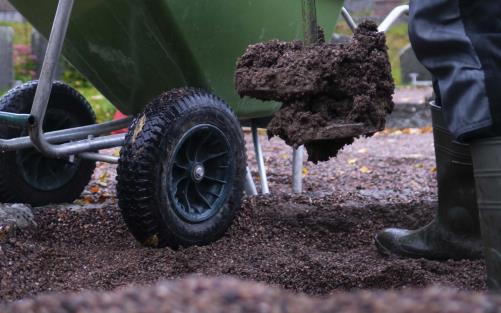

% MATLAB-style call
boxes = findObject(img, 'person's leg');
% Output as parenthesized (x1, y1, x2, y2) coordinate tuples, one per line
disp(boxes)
(375, 0, 487, 260)
(375, 103, 482, 260)
(408, 0, 495, 140)
(458, 0, 501, 290)
(376, 0, 501, 288)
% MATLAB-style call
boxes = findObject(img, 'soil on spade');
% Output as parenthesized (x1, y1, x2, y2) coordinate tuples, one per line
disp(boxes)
(235, 21, 394, 162)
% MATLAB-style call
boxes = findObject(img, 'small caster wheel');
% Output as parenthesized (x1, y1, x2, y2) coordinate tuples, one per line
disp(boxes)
(117, 88, 246, 248)
(0, 81, 96, 206)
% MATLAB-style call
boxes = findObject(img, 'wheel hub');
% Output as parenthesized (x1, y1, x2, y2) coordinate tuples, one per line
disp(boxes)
(191, 164, 205, 182)
(17, 107, 82, 191)
(168, 124, 233, 223)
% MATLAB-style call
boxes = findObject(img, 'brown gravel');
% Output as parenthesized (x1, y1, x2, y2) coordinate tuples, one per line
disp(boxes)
(0, 131, 486, 304)
(3, 277, 498, 313)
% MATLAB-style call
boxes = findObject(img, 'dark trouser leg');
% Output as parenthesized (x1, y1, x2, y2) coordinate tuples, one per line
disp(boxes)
(408, 0, 497, 140)
(385, 0, 501, 287)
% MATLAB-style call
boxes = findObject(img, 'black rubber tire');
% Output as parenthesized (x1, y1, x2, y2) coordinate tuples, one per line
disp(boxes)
(117, 88, 246, 248)
(0, 81, 96, 206)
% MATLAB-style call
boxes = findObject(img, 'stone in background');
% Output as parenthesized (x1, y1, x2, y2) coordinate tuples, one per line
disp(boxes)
(0, 203, 36, 242)
(0, 0, 22, 22)
(399, 44, 432, 84)
(0, 26, 13, 91)
(31, 29, 64, 79)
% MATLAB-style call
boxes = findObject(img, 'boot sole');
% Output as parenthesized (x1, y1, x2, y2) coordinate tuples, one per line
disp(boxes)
(374, 235, 398, 257)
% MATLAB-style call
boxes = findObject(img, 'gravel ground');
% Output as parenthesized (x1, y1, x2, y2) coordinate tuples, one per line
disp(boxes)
(3, 277, 499, 313)
(0, 131, 486, 303)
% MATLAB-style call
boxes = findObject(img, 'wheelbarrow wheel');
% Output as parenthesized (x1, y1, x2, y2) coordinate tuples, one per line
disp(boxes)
(0, 81, 96, 206)
(117, 88, 246, 248)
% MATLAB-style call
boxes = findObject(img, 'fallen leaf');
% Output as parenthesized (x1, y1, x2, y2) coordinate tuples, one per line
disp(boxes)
(431, 167, 437, 173)
(99, 172, 108, 182)
(415, 163, 424, 169)
(359, 166, 371, 174)
(421, 126, 433, 133)
(303, 167, 309, 177)
(75, 196, 93, 205)
(348, 158, 358, 165)
(90, 186, 100, 193)
(98, 172, 109, 187)
(402, 128, 422, 135)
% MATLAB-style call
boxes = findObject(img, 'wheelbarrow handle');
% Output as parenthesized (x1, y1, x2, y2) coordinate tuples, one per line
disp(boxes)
(340, 4, 410, 34)
(341, 7, 357, 33)
(378, 5, 410, 33)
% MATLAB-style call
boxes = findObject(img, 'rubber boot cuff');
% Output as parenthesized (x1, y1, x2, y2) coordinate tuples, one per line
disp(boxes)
(471, 137, 501, 290)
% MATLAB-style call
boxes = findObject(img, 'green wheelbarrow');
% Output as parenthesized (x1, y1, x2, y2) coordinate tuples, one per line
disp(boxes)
(1, 0, 407, 248)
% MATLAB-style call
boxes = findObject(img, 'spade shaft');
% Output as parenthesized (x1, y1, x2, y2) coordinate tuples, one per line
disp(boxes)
(302, 0, 320, 45)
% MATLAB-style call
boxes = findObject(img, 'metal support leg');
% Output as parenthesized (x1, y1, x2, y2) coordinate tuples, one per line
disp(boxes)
(251, 122, 269, 194)
(28, 0, 74, 157)
(244, 167, 258, 196)
(292, 146, 304, 194)
(292, 0, 315, 194)
(18, 0, 126, 157)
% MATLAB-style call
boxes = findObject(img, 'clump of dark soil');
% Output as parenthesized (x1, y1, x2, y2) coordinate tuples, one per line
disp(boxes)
(3, 277, 498, 313)
(235, 21, 394, 162)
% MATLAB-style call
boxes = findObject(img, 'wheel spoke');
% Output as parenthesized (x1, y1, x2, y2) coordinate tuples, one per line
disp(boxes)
(194, 184, 212, 210)
(183, 180, 193, 213)
(204, 175, 227, 184)
(18, 149, 38, 166)
(184, 136, 194, 163)
(46, 163, 59, 179)
(194, 130, 213, 162)
(18, 152, 31, 167)
(200, 151, 229, 164)
(173, 172, 189, 189)
(206, 189, 221, 197)
(174, 162, 189, 170)
(30, 156, 43, 182)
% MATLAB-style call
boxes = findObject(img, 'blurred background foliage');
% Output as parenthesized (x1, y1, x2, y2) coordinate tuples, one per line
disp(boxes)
(1, 21, 115, 123)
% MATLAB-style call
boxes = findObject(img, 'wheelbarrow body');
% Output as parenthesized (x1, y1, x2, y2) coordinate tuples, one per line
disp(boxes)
(9, 0, 343, 119)
(0, 1, 409, 248)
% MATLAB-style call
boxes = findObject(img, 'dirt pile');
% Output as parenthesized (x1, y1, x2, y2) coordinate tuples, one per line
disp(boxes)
(3, 277, 499, 313)
(235, 21, 394, 162)
(0, 134, 487, 302)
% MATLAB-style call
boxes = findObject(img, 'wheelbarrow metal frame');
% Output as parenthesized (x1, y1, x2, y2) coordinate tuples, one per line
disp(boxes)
(0, 1, 411, 193)
(0, 0, 128, 163)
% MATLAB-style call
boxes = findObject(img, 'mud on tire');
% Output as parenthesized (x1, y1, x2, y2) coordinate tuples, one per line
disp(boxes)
(0, 81, 96, 206)
(117, 88, 246, 248)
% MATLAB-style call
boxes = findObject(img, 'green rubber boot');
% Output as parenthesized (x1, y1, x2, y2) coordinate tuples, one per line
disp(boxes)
(374, 104, 483, 260)
(470, 137, 501, 290)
